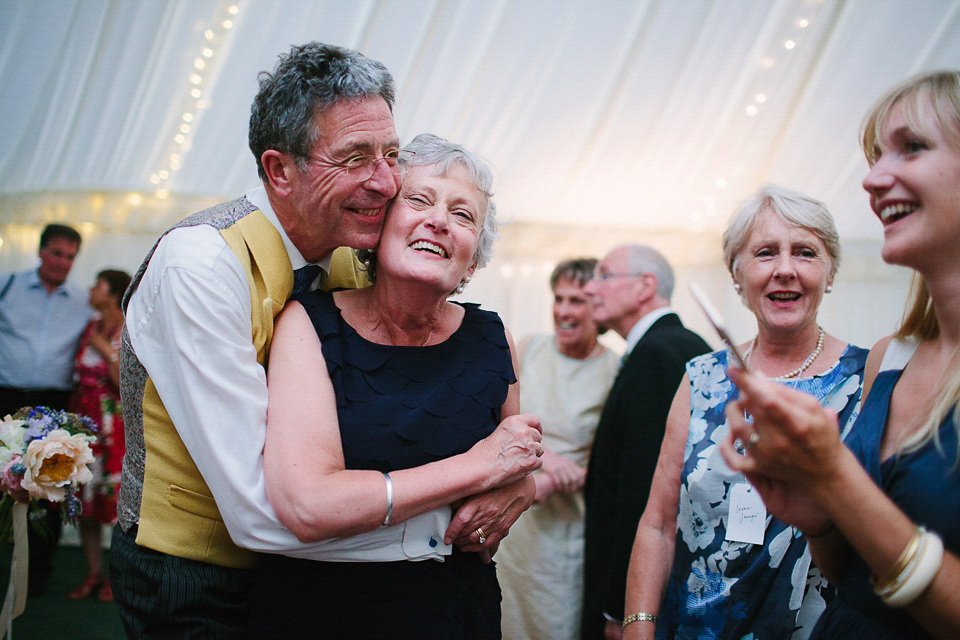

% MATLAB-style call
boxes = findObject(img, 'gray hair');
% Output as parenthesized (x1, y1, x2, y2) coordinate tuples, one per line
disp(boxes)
(402, 133, 498, 269)
(550, 257, 598, 290)
(249, 42, 395, 181)
(358, 133, 498, 284)
(623, 244, 675, 301)
(722, 183, 841, 280)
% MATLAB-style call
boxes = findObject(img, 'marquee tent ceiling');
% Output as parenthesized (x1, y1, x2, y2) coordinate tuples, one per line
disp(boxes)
(2, 0, 959, 244)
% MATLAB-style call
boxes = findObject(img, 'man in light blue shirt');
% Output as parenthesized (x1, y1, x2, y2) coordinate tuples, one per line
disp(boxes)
(0, 222, 93, 595)
(0, 223, 93, 410)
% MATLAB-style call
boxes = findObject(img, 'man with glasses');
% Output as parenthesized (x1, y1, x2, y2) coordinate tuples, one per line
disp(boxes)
(580, 244, 710, 640)
(113, 43, 426, 637)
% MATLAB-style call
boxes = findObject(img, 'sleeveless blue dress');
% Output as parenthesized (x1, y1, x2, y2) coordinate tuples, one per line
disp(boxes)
(250, 290, 516, 639)
(657, 345, 868, 640)
(812, 340, 960, 639)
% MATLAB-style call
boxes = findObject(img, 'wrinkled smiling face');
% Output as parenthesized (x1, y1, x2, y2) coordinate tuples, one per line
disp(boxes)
(553, 277, 598, 351)
(734, 208, 832, 336)
(288, 96, 401, 260)
(583, 246, 645, 335)
(376, 163, 486, 294)
(862, 101, 960, 273)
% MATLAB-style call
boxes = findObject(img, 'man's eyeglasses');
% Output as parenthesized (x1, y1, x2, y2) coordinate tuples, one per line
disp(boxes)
(592, 271, 649, 281)
(306, 150, 416, 183)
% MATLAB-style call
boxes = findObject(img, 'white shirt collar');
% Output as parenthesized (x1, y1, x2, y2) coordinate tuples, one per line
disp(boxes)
(623, 306, 674, 354)
(246, 185, 333, 275)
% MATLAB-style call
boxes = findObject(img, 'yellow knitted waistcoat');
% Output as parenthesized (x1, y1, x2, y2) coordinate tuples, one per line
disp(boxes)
(134, 211, 367, 568)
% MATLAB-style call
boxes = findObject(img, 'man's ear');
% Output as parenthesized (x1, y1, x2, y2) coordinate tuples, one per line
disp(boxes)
(261, 150, 297, 197)
(638, 272, 658, 301)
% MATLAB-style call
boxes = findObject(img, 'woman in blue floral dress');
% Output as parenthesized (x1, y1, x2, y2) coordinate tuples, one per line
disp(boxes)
(721, 70, 960, 640)
(623, 184, 867, 640)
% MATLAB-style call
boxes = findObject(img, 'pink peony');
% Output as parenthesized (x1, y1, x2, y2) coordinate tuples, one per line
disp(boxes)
(20, 429, 94, 501)
(0, 455, 23, 493)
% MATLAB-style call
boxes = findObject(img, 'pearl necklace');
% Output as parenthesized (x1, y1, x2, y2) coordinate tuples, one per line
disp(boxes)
(743, 326, 825, 379)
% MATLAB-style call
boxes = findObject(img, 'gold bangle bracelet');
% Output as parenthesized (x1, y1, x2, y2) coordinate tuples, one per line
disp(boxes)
(622, 612, 657, 628)
(871, 526, 924, 593)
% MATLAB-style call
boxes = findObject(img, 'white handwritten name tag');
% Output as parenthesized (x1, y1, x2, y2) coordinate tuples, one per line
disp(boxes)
(725, 483, 766, 545)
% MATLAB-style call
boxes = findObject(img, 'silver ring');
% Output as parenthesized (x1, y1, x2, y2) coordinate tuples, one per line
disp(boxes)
(475, 527, 486, 544)
(746, 431, 760, 450)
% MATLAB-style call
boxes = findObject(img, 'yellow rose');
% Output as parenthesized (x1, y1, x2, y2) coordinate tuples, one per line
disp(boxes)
(20, 429, 95, 502)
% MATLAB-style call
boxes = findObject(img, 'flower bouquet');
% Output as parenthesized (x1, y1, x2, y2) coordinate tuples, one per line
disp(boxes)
(0, 406, 96, 626)
(0, 406, 97, 536)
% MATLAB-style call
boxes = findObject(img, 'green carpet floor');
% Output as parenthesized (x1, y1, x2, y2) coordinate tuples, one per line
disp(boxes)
(0, 543, 125, 639)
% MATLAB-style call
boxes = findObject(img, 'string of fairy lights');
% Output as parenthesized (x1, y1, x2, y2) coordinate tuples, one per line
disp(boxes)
(148, 2, 240, 201)
(0, 3, 242, 253)
(691, 10, 817, 232)
(0, 1, 827, 258)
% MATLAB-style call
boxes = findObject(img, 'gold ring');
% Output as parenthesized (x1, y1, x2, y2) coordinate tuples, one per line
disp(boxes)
(536, 444, 544, 457)
(475, 527, 486, 544)
(746, 431, 760, 449)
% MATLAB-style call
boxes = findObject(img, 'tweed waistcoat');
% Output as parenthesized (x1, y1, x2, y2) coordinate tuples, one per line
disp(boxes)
(117, 197, 367, 567)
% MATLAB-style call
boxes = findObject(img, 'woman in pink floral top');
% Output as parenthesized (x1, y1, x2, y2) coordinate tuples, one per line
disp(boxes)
(67, 269, 131, 602)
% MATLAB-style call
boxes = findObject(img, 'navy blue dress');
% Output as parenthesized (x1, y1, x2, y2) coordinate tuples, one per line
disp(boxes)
(249, 291, 515, 639)
(812, 362, 960, 639)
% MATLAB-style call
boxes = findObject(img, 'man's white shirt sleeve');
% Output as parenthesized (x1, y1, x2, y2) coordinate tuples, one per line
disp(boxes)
(125, 225, 450, 561)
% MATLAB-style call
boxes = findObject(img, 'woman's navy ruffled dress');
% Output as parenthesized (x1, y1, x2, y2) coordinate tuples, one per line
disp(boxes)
(250, 290, 515, 639)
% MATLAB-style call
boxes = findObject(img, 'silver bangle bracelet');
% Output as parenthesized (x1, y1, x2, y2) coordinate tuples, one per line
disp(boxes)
(381, 472, 394, 528)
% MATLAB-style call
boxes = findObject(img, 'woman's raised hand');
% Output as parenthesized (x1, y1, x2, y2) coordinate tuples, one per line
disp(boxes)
(472, 413, 543, 488)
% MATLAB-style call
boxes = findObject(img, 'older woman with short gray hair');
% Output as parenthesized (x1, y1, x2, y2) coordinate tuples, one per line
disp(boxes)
(621, 183, 869, 640)
(250, 133, 540, 639)
(723, 183, 842, 285)
(357, 133, 499, 289)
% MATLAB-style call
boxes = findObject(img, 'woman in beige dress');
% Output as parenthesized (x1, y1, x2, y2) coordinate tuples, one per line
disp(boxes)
(498, 258, 621, 640)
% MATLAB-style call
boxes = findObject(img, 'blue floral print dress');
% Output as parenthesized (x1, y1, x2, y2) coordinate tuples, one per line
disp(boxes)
(656, 345, 868, 640)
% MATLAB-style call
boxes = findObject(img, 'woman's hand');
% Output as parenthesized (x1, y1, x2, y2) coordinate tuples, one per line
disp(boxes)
(533, 473, 556, 503)
(720, 367, 845, 492)
(469, 413, 543, 489)
(539, 449, 586, 494)
(87, 329, 114, 359)
(740, 472, 834, 535)
(445, 476, 536, 562)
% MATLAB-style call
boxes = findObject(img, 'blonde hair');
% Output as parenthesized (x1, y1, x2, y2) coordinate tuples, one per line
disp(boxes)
(861, 70, 960, 165)
(862, 70, 960, 459)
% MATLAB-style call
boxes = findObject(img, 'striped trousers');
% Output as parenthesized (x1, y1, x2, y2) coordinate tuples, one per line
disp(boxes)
(109, 524, 256, 639)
